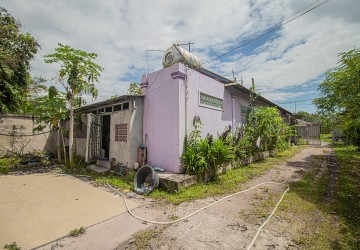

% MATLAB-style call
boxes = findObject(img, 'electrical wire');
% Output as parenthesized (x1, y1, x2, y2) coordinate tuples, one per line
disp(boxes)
(0, 128, 53, 136)
(277, 98, 314, 104)
(202, 0, 331, 66)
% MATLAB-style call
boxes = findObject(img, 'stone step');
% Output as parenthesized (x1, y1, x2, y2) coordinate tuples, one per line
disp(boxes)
(96, 160, 111, 169)
(157, 172, 196, 192)
(87, 164, 110, 175)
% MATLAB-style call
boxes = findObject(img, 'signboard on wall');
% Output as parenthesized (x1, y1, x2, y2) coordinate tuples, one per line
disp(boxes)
(199, 92, 223, 110)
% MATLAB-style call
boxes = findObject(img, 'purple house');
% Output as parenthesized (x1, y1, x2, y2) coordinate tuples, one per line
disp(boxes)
(141, 46, 294, 173)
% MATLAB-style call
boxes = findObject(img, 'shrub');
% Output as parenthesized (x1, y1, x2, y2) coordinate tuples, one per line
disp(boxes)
(182, 117, 233, 181)
(182, 110, 293, 180)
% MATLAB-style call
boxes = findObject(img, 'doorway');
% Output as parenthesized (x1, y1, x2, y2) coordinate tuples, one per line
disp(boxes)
(101, 115, 111, 159)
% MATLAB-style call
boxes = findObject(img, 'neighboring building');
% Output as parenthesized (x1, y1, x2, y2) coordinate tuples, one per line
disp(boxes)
(75, 95, 143, 169)
(141, 62, 294, 173)
(0, 114, 57, 156)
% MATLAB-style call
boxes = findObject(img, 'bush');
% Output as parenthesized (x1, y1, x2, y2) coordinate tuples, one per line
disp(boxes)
(182, 110, 293, 180)
(182, 117, 233, 181)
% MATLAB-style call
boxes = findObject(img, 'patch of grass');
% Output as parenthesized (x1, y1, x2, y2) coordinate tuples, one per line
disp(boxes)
(96, 171, 136, 191)
(320, 133, 332, 143)
(131, 226, 166, 250)
(332, 145, 360, 248)
(0, 158, 21, 174)
(3, 242, 21, 250)
(68, 226, 86, 237)
(278, 145, 360, 249)
(150, 146, 303, 205)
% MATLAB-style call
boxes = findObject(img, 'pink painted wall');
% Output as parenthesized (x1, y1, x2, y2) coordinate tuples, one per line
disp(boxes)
(142, 63, 269, 173)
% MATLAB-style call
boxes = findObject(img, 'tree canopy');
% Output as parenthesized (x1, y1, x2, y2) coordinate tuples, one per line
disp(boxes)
(45, 43, 103, 164)
(127, 82, 142, 95)
(314, 48, 360, 145)
(0, 7, 39, 113)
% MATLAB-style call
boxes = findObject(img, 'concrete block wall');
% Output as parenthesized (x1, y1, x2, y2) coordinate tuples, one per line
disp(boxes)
(0, 115, 57, 156)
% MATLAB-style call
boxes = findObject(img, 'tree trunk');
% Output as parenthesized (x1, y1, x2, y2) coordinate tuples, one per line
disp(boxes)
(69, 104, 74, 165)
(57, 121, 62, 163)
(60, 126, 67, 166)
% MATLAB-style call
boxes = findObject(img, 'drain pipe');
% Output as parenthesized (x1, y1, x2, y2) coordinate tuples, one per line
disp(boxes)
(231, 93, 236, 134)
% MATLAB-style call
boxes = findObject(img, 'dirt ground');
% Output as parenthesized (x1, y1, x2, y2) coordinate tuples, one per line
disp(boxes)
(116, 145, 330, 250)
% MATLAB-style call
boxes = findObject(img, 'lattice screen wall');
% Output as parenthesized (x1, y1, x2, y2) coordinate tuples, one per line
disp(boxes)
(115, 123, 127, 141)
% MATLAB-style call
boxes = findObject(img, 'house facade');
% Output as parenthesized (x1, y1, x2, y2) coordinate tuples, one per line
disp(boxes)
(141, 62, 294, 173)
(75, 95, 143, 169)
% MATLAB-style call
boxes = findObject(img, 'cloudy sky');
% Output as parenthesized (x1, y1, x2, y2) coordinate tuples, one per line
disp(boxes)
(2, 0, 359, 113)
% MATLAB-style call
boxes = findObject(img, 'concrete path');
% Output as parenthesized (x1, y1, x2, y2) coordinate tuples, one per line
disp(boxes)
(38, 208, 152, 250)
(0, 174, 141, 250)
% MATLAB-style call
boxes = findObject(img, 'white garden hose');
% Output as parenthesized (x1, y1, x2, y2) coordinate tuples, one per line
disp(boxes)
(107, 181, 289, 248)
(246, 186, 289, 250)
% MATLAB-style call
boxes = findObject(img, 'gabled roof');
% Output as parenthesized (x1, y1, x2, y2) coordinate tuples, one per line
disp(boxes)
(199, 67, 294, 117)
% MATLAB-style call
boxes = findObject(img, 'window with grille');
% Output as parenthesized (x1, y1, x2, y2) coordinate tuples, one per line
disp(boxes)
(115, 123, 127, 141)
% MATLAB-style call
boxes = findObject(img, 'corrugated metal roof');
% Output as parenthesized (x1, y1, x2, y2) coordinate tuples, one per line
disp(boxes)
(76, 95, 142, 113)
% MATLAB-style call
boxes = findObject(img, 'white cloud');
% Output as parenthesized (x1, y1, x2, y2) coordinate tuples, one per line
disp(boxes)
(2, 0, 359, 110)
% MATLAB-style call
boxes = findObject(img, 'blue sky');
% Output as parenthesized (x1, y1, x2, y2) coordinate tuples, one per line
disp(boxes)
(2, 0, 360, 114)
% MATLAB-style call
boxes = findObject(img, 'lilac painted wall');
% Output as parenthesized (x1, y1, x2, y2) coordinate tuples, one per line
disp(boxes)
(142, 63, 184, 172)
(142, 63, 270, 173)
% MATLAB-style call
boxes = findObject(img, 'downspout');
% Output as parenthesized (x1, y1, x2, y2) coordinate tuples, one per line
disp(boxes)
(231, 93, 236, 134)
(184, 70, 188, 135)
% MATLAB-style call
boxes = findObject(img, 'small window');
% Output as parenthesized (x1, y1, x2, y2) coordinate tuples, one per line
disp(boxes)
(114, 104, 122, 111)
(241, 106, 249, 116)
(123, 102, 129, 110)
(105, 106, 112, 113)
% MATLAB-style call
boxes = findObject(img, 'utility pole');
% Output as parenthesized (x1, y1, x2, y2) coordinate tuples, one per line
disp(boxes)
(295, 101, 297, 113)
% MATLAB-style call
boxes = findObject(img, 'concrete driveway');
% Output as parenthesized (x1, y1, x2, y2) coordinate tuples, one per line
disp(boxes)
(0, 174, 140, 249)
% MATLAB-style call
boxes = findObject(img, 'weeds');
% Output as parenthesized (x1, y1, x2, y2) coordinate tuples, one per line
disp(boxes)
(68, 226, 86, 237)
(277, 144, 360, 249)
(131, 226, 166, 250)
(3, 242, 21, 250)
(96, 171, 135, 191)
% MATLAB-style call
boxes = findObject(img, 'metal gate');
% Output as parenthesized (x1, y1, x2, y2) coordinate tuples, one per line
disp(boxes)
(88, 114, 101, 161)
(295, 124, 321, 145)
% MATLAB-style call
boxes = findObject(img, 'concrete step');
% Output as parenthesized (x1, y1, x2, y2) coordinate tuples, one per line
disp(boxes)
(96, 160, 111, 169)
(157, 172, 196, 192)
(87, 164, 110, 175)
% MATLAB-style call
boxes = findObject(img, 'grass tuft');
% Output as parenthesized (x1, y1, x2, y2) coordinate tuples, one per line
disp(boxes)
(95, 171, 136, 191)
(68, 226, 86, 237)
(3, 242, 21, 250)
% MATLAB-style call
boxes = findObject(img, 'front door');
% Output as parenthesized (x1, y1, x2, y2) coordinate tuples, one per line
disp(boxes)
(101, 115, 111, 159)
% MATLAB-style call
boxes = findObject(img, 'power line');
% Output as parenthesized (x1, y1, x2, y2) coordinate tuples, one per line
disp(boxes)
(202, 0, 331, 66)
(277, 98, 314, 104)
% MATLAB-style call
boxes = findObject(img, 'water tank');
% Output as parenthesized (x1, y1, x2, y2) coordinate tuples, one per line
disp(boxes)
(162, 45, 201, 69)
